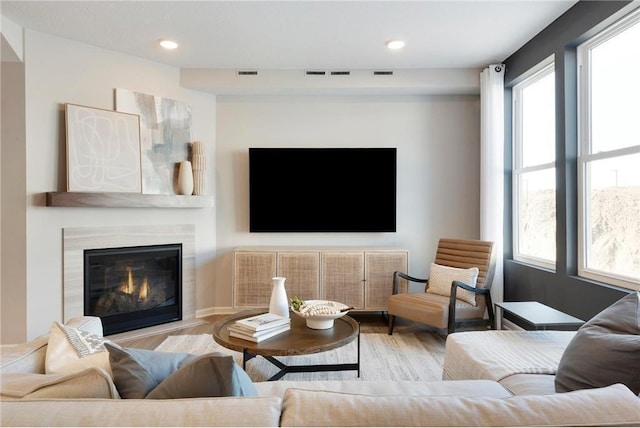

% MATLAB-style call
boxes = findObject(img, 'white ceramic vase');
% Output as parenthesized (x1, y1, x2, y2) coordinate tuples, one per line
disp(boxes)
(269, 277, 289, 318)
(177, 161, 194, 195)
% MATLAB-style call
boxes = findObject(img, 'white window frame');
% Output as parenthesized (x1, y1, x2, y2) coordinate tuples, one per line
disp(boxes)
(512, 57, 556, 270)
(577, 8, 640, 291)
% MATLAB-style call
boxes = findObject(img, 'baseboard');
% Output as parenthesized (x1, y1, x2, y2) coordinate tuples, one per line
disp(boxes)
(195, 306, 235, 318)
(106, 318, 206, 342)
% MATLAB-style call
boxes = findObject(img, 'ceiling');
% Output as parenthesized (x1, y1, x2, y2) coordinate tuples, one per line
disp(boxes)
(2, 1, 578, 71)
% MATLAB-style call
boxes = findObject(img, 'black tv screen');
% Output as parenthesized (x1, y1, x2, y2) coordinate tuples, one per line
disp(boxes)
(249, 148, 396, 232)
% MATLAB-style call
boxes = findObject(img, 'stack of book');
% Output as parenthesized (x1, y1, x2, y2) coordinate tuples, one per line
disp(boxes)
(228, 312, 291, 343)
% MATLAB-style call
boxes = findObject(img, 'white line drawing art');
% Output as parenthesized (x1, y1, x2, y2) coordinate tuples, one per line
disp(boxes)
(66, 104, 142, 193)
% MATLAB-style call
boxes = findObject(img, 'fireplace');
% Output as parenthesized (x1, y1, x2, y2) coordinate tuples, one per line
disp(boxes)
(84, 244, 182, 335)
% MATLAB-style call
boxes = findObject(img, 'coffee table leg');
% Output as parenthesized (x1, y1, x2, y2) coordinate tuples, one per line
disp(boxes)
(259, 326, 361, 381)
(357, 322, 361, 378)
(243, 348, 257, 370)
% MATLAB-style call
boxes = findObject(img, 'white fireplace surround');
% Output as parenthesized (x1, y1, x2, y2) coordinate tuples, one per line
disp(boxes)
(63, 224, 196, 336)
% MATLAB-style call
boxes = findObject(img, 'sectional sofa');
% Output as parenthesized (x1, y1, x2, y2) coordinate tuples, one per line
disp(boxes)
(1, 292, 639, 426)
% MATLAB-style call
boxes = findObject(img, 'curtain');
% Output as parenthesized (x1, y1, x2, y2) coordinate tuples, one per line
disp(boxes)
(480, 65, 505, 305)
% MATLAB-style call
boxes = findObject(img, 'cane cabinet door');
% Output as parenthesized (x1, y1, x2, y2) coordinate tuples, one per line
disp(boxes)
(365, 251, 408, 310)
(233, 251, 276, 308)
(277, 252, 320, 302)
(321, 252, 365, 309)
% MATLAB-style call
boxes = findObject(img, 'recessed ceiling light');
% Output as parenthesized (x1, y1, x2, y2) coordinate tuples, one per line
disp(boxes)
(386, 40, 405, 50)
(159, 40, 178, 50)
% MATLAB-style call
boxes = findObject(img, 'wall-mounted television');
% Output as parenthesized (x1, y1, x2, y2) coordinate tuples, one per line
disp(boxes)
(249, 148, 397, 233)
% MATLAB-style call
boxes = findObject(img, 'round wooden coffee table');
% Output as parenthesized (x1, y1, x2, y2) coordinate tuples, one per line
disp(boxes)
(212, 308, 360, 381)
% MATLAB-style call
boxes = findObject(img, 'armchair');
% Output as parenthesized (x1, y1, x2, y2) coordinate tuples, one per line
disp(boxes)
(387, 238, 496, 335)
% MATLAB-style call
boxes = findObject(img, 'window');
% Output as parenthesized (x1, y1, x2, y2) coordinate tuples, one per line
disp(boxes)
(512, 59, 556, 268)
(577, 10, 640, 290)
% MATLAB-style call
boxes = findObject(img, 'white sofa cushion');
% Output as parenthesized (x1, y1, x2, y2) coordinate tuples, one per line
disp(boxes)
(0, 336, 49, 374)
(255, 379, 512, 399)
(280, 383, 640, 427)
(499, 373, 557, 395)
(442, 330, 575, 381)
(0, 396, 282, 427)
(0, 368, 118, 399)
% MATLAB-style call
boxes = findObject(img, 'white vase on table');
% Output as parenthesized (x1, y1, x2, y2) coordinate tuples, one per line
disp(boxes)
(269, 277, 289, 318)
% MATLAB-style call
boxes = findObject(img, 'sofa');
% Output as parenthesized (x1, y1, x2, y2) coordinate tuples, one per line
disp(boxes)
(2, 293, 639, 426)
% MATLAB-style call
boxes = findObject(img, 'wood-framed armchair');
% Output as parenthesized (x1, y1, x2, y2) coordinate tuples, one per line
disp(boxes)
(387, 238, 496, 335)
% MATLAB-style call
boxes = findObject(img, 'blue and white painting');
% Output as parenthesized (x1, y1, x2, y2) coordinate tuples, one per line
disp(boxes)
(115, 89, 192, 195)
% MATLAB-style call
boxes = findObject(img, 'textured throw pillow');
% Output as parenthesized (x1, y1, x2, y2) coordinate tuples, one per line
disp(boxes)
(45, 321, 112, 376)
(146, 353, 258, 399)
(426, 263, 479, 306)
(104, 343, 196, 399)
(555, 291, 640, 395)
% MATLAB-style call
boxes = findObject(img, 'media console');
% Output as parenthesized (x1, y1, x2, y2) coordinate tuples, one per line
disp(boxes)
(233, 246, 408, 311)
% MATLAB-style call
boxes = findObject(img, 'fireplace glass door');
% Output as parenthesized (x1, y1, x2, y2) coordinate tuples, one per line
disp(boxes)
(84, 244, 182, 335)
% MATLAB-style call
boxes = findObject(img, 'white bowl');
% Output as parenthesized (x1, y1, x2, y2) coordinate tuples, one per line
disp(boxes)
(291, 300, 350, 329)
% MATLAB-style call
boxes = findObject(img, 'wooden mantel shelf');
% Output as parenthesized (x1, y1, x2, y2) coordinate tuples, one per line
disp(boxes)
(46, 192, 214, 208)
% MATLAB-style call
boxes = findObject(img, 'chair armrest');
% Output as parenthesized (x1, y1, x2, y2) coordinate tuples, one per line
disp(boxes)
(448, 280, 495, 334)
(451, 280, 490, 295)
(392, 271, 428, 294)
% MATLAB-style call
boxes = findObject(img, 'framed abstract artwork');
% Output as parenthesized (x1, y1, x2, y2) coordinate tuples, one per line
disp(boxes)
(115, 89, 192, 195)
(65, 103, 142, 193)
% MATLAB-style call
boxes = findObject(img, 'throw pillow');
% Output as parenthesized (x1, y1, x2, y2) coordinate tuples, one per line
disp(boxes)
(426, 263, 479, 306)
(104, 343, 196, 399)
(555, 291, 640, 395)
(45, 321, 112, 376)
(146, 353, 258, 399)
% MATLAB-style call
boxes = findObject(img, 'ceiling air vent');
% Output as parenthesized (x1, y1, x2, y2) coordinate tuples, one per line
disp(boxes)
(330, 71, 351, 76)
(373, 70, 394, 76)
(305, 70, 326, 76)
(237, 70, 258, 76)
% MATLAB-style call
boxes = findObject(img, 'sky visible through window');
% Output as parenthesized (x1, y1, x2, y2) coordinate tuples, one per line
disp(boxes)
(590, 19, 640, 188)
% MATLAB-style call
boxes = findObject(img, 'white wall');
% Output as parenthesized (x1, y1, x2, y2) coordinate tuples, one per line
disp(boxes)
(215, 95, 481, 303)
(16, 30, 217, 341)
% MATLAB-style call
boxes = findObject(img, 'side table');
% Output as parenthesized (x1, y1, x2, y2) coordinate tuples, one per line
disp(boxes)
(495, 301, 584, 331)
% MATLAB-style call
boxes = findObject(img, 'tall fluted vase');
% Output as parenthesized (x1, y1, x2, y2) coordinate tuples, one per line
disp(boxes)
(269, 277, 289, 318)
(192, 141, 207, 195)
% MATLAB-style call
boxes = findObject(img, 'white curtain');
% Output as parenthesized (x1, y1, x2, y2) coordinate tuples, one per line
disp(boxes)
(480, 65, 505, 305)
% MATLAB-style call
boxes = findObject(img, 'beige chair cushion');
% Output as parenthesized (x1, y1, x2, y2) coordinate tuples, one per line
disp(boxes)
(388, 293, 485, 330)
(426, 263, 479, 305)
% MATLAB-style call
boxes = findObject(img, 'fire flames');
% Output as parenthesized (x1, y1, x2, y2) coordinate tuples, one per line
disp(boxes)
(139, 278, 149, 301)
(118, 268, 150, 302)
